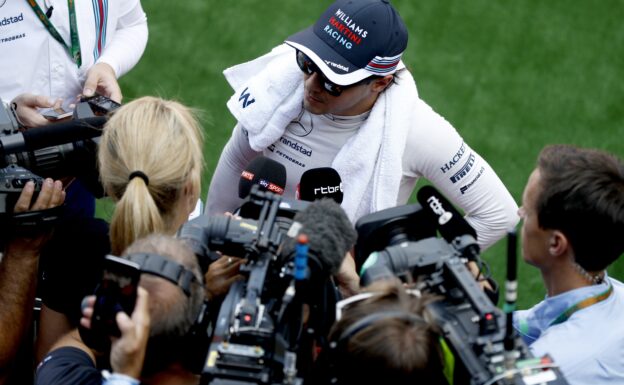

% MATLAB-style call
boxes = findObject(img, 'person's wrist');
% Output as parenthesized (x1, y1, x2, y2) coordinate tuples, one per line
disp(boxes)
(4, 241, 42, 260)
(93, 60, 118, 78)
(102, 372, 140, 385)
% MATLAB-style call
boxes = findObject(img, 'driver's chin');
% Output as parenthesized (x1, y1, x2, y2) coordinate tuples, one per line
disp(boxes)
(303, 98, 327, 115)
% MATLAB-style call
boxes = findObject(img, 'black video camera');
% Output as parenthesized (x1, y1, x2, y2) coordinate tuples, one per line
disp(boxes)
(0, 94, 119, 235)
(180, 185, 308, 272)
(354, 194, 569, 385)
(180, 186, 341, 385)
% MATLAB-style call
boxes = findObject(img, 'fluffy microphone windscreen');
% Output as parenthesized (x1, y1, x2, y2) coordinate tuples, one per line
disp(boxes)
(280, 199, 356, 276)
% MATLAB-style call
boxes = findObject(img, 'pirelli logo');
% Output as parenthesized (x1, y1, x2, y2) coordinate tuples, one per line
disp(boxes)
(450, 154, 475, 184)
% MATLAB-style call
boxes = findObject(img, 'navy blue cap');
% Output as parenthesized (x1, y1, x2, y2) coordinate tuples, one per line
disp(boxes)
(285, 0, 408, 85)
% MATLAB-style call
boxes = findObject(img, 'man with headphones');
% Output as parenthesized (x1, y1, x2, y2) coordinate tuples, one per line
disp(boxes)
(316, 280, 450, 385)
(35, 235, 207, 385)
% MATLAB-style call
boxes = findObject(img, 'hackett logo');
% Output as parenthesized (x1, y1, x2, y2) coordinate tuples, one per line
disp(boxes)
(440, 142, 466, 174)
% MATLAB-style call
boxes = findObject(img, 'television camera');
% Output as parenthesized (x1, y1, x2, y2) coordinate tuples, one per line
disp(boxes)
(354, 186, 569, 385)
(180, 187, 354, 385)
(0, 95, 118, 237)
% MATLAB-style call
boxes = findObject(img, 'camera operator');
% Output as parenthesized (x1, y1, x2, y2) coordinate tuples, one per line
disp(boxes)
(0, 178, 65, 384)
(35, 234, 205, 385)
(315, 279, 449, 385)
(514, 144, 624, 385)
(35, 96, 209, 360)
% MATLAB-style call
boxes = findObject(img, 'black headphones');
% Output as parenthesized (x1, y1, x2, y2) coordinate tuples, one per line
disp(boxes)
(126, 252, 198, 296)
(316, 310, 428, 385)
(126, 252, 212, 373)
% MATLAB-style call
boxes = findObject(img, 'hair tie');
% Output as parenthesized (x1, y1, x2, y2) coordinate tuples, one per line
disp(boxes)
(128, 171, 149, 186)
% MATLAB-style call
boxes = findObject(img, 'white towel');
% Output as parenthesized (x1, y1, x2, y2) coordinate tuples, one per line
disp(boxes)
(225, 45, 303, 151)
(332, 73, 416, 221)
(224, 44, 417, 222)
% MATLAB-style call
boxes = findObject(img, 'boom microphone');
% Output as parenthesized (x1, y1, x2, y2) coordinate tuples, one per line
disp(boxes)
(238, 156, 287, 199)
(298, 167, 343, 203)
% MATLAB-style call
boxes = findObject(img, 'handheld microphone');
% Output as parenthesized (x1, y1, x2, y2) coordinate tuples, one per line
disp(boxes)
(238, 156, 287, 199)
(298, 167, 343, 203)
(416, 185, 477, 243)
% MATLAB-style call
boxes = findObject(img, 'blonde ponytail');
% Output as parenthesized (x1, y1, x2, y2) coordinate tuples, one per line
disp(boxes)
(99, 96, 204, 254)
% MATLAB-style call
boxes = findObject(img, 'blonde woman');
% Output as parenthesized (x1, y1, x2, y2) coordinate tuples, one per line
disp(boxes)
(98, 96, 204, 255)
(36, 96, 205, 361)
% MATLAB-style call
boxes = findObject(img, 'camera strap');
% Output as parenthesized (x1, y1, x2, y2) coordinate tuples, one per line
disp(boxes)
(26, 0, 82, 67)
(8, 206, 63, 235)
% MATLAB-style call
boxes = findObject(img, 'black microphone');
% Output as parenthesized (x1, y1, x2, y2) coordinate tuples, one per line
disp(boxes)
(298, 167, 343, 203)
(416, 185, 477, 243)
(238, 156, 287, 199)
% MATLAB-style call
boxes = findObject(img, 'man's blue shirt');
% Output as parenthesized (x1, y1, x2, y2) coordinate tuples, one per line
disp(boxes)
(514, 276, 624, 385)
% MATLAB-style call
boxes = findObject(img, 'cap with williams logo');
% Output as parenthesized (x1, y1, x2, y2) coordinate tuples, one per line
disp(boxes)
(285, 0, 408, 86)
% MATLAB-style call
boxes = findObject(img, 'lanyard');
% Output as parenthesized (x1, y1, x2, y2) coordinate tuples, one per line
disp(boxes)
(549, 282, 614, 326)
(26, 0, 82, 67)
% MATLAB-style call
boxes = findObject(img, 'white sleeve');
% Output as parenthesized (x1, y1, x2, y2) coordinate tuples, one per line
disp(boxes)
(96, 1, 148, 78)
(205, 123, 262, 216)
(404, 99, 519, 251)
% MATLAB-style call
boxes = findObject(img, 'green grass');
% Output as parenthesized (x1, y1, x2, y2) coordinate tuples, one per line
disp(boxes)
(105, 0, 624, 309)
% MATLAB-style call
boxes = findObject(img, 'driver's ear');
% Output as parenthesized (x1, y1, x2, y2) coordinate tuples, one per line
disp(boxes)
(370, 75, 394, 93)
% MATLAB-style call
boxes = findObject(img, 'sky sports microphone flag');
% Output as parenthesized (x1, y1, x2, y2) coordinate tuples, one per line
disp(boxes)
(238, 156, 287, 198)
(297, 167, 344, 203)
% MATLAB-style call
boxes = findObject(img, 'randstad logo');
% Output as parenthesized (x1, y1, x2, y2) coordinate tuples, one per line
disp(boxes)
(324, 60, 349, 72)
(0, 13, 24, 26)
(279, 137, 312, 157)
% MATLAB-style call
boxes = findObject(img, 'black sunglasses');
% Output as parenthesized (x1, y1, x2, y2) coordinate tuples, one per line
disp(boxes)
(296, 50, 371, 97)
